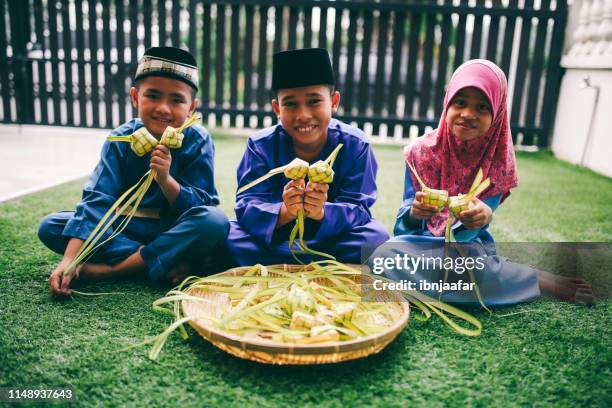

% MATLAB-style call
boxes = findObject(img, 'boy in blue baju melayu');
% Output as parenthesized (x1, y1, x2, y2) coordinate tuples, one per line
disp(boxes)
(39, 47, 229, 296)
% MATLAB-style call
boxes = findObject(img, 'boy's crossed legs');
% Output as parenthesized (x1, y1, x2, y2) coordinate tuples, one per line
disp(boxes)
(39, 206, 229, 295)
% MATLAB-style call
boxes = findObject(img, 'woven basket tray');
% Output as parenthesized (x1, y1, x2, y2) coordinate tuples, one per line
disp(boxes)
(181, 264, 409, 365)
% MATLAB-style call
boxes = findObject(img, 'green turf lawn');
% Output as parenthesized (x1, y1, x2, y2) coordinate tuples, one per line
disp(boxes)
(0, 134, 610, 407)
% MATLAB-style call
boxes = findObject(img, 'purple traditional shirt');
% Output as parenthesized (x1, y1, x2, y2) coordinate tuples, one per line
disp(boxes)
(234, 118, 380, 246)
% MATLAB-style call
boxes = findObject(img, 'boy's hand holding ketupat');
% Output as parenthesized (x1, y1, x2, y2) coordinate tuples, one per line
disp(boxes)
(278, 179, 305, 227)
(150, 144, 180, 205)
(304, 182, 328, 221)
(279, 180, 329, 225)
(150, 144, 172, 182)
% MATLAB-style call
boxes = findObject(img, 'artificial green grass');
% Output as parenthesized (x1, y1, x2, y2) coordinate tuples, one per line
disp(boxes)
(0, 135, 610, 407)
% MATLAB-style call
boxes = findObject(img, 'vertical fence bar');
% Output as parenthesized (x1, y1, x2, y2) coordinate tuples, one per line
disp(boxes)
(229, 4, 239, 125)
(88, 0, 100, 127)
(387, 11, 404, 121)
(435, 2, 452, 118)
(343, 9, 359, 116)
(75, 0, 87, 125)
(510, 0, 534, 143)
(48, 0, 62, 124)
(539, 0, 566, 147)
(500, 2, 516, 80)
(256, 5, 268, 127)
(144, 0, 152, 49)
(34, 0, 48, 124)
(158, 0, 167, 46)
(116, 0, 126, 125)
(357, 10, 372, 129)
(318, 6, 327, 49)
(243, 4, 254, 114)
(188, 0, 197, 53)
(129, 0, 139, 118)
(453, 0, 468, 70)
(303, 7, 312, 49)
(470, 0, 485, 59)
(331, 7, 342, 87)
(215, 3, 226, 112)
(10, 0, 34, 124)
(60, 0, 74, 125)
(404, 9, 420, 124)
(288, 7, 298, 50)
(172, 0, 180, 46)
(419, 11, 435, 135)
(273, 5, 283, 53)
(201, 3, 211, 109)
(523, 0, 550, 146)
(0, 0, 11, 122)
(373, 10, 389, 135)
(486, 0, 502, 62)
(102, 1, 113, 127)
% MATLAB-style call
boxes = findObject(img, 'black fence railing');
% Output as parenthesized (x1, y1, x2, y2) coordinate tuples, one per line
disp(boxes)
(0, 0, 567, 147)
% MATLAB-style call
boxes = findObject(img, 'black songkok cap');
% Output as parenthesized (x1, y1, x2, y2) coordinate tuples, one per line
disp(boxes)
(135, 46, 199, 91)
(272, 48, 335, 91)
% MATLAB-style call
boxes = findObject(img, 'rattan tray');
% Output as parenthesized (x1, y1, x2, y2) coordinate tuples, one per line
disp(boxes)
(181, 264, 409, 365)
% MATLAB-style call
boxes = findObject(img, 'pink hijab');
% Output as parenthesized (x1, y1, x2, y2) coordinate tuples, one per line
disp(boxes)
(405, 59, 518, 236)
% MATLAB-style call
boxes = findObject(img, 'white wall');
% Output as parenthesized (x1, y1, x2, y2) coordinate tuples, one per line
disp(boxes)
(552, 70, 612, 177)
(551, 0, 612, 178)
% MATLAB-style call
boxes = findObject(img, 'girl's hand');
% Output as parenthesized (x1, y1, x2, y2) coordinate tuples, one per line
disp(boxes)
(304, 182, 329, 221)
(410, 191, 439, 220)
(457, 197, 493, 229)
(151, 145, 172, 183)
(281, 179, 305, 219)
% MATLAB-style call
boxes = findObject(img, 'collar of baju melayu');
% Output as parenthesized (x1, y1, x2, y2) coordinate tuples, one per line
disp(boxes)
(61, 113, 201, 281)
(135, 55, 199, 90)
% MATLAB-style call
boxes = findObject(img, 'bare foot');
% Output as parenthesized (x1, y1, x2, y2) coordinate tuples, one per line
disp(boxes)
(167, 262, 193, 286)
(538, 270, 595, 304)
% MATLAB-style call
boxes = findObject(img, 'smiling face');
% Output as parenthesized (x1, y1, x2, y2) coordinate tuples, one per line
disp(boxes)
(272, 84, 340, 156)
(446, 86, 493, 142)
(130, 76, 198, 139)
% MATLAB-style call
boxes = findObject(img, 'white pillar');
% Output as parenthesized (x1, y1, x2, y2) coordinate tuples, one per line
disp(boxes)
(569, 0, 591, 55)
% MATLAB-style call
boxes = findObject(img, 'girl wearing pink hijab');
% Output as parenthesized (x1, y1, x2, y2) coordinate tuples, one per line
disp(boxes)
(385, 60, 593, 305)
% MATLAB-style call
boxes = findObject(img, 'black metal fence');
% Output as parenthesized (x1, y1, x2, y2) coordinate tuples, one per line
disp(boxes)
(1, 0, 567, 146)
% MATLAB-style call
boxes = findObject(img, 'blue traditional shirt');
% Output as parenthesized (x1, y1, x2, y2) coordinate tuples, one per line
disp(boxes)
(63, 118, 219, 240)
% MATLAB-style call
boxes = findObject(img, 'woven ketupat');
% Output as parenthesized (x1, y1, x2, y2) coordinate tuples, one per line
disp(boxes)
(283, 158, 309, 180)
(448, 194, 470, 217)
(422, 187, 449, 210)
(308, 160, 334, 183)
(130, 127, 159, 156)
(160, 126, 184, 149)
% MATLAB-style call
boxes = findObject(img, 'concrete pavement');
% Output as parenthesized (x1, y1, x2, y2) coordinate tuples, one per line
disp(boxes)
(0, 124, 106, 202)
